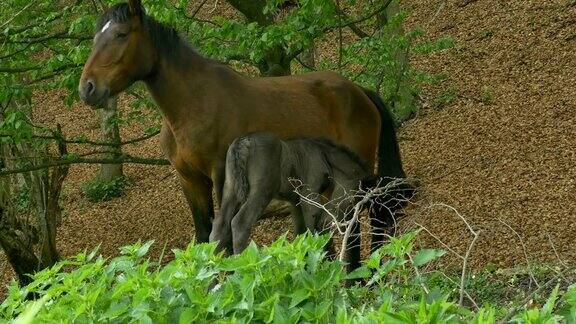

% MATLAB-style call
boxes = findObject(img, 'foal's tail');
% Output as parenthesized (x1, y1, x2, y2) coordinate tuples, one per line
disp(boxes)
(226, 137, 251, 202)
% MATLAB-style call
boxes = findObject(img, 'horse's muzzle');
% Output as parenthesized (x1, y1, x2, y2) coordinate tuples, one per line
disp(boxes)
(79, 79, 108, 109)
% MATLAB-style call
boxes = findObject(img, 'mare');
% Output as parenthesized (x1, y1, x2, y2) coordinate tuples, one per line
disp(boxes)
(212, 132, 375, 269)
(78, 0, 413, 265)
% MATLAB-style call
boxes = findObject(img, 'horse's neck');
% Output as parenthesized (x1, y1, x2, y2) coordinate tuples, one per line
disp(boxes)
(143, 51, 232, 129)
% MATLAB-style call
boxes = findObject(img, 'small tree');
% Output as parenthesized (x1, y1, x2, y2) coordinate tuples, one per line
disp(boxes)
(97, 97, 123, 181)
(0, 95, 69, 285)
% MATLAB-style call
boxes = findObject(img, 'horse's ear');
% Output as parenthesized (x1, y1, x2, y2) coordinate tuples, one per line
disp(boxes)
(128, 0, 143, 17)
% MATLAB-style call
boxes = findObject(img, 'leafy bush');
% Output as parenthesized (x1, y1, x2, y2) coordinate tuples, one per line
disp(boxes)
(81, 177, 127, 203)
(1, 232, 575, 323)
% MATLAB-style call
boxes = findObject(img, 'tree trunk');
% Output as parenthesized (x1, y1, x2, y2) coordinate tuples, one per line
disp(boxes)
(298, 39, 316, 70)
(0, 90, 69, 286)
(225, 0, 292, 76)
(98, 96, 123, 181)
(378, 0, 414, 112)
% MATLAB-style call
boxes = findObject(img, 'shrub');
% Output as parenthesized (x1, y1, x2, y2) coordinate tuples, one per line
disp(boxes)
(81, 177, 127, 203)
(1, 233, 574, 323)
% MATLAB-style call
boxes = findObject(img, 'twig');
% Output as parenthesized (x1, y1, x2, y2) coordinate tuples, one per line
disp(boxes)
(334, 0, 344, 72)
(208, 0, 220, 15)
(459, 230, 480, 306)
(319, 0, 393, 35)
(190, 0, 210, 18)
(437, 271, 479, 310)
(295, 54, 317, 71)
(546, 232, 568, 269)
(499, 269, 570, 324)
(427, 0, 446, 27)
(0, 129, 161, 147)
(0, 2, 35, 30)
(498, 218, 539, 288)
(339, 190, 372, 261)
(414, 203, 481, 307)
(407, 253, 430, 294)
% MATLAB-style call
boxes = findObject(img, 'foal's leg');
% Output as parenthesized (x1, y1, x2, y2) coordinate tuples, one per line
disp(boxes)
(289, 204, 308, 235)
(180, 175, 214, 243)
(298, 199, 336, 259)
(231, 193, 274, 254)
(210, 189, 238, 255)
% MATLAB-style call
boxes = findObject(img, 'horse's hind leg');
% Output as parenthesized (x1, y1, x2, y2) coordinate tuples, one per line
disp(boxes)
(231, 193, 274, 254)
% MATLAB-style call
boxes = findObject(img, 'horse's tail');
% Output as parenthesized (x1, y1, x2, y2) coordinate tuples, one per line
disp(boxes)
(362, 88, 405, 179)
(361, 88, 415, 198)
(226, 137, 251, 202)
(361, 89, 416, 251)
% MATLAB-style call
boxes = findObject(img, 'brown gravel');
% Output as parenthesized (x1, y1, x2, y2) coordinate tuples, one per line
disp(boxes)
(398, 0, 576, 269)
(2, 0, 576, 300)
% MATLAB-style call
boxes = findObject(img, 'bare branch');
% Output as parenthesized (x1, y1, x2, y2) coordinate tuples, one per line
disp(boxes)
(498, 218, 539, 288)
(546, 232, 568, 269)
(459, 230, 480, 306)
(0, 154, 169, 176)
(0, 129, 160, 147)
(0, 2, 36, 30)
(499, 269, 570, 324)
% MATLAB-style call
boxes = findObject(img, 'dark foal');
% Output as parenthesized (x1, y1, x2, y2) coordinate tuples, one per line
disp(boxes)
(210, 132, 373, 270)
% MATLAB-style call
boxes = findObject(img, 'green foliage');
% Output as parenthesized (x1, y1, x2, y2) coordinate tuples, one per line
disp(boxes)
(1, 233, 575, 323)
(11, 187, 30, 212)
(82, 176, 127, 203)
(482, 86, 494, 105)
(433, 87, 458, 109)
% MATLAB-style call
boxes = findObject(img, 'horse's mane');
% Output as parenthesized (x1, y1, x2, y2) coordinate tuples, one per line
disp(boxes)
(97, 4, 193, 63)
(297, 137, 371, 174)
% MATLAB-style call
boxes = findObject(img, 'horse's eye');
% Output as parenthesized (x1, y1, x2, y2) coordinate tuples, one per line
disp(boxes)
(116, 32, 128, 39)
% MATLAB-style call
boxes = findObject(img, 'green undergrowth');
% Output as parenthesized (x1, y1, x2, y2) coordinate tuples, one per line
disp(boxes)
(1, 232, 575, 323)
(81, 176, 127, 203)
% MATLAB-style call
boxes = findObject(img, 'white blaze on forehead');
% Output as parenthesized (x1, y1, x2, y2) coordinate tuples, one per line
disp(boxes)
(100, 21, 111, 34)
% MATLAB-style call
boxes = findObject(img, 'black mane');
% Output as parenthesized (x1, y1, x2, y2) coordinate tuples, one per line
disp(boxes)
(298, 137, 371, 174)
(96, 3, 190, 62)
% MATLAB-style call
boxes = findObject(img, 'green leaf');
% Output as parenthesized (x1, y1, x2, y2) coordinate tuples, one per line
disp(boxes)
(345, 266, 371, 280)
(179, 308, 197, 324)
(289, 289, 311, 308)
(412, 249, 446, 267)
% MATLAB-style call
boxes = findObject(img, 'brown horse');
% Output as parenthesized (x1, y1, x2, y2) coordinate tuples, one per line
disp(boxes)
(78, 0, 411, 253)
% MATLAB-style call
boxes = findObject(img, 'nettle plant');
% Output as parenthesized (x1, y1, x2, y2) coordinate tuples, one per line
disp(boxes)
(2, 233, 575, 323)
(0, 233, 453, 322)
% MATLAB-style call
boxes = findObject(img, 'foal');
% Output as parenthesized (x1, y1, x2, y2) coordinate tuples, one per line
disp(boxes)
(210, 132, 373, 269)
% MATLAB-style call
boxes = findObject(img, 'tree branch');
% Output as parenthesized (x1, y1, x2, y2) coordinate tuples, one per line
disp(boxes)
(321, 0, 393, 35)
(0, 129, 161, 147)
(3, 31, 91, 44)
(0, 154, 170, 176)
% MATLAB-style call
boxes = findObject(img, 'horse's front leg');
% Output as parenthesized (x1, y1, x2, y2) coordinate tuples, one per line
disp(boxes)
(180, 175, 214, 243)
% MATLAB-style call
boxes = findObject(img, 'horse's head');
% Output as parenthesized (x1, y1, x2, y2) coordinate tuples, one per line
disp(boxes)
(79, 0, 155, 108)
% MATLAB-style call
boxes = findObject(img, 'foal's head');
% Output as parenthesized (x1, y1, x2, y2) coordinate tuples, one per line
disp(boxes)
(79, 0, 155, 107)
